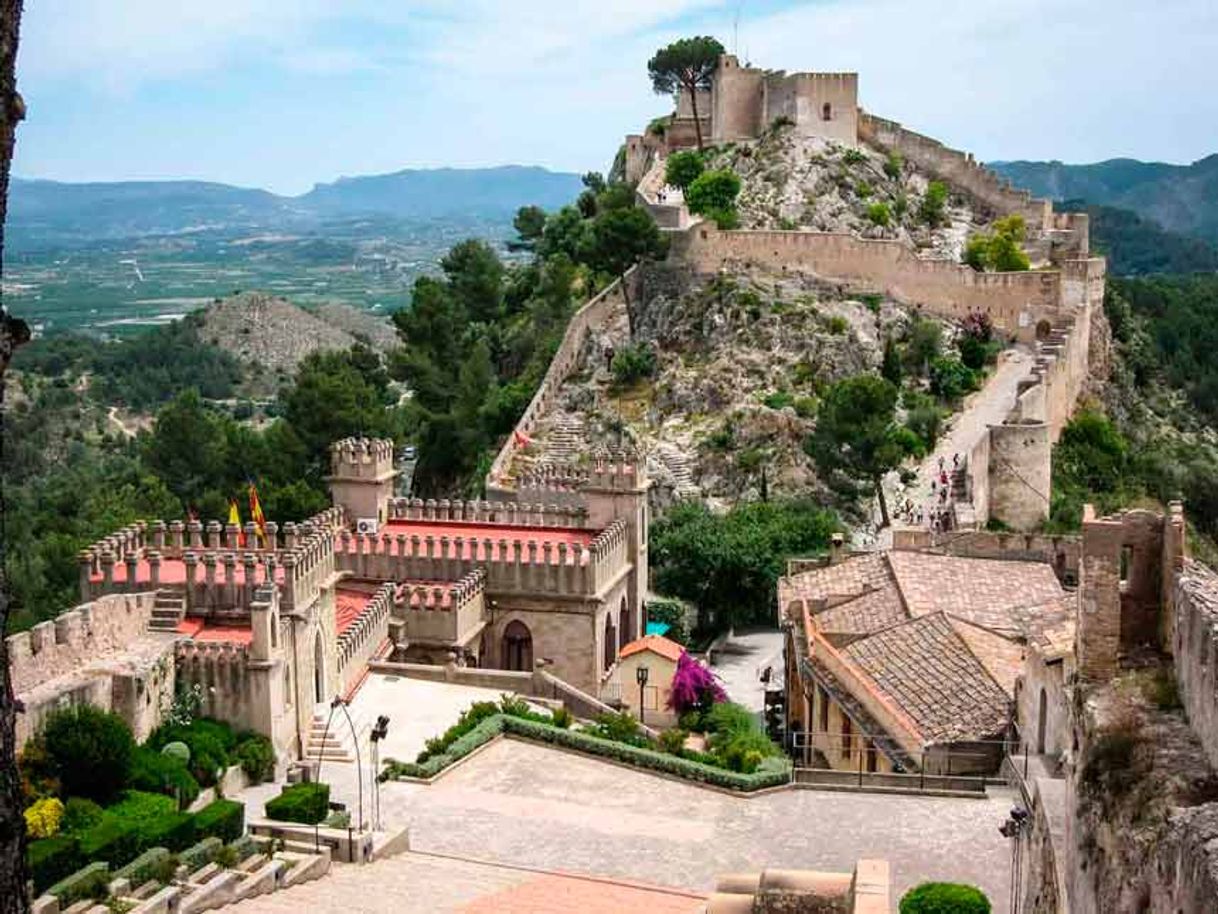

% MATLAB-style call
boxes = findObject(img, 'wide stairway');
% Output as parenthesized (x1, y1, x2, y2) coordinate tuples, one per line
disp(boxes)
(653, 443, 700, 498)
(149, 588, 187, 632)
(303, 704, 372, 766)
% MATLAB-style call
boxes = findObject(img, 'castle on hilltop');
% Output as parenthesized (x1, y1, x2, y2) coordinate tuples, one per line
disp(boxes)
(10, 438, 649, 769)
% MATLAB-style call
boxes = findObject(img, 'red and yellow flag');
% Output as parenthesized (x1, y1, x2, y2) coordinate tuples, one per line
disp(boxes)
(248, 483, 268, 543)
(227, 499, 247, 548)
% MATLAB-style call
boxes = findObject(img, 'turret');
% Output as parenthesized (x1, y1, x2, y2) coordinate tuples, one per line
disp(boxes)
(326, 437, 397, 529)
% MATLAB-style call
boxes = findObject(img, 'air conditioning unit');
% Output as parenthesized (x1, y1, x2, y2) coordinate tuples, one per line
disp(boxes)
(356, 518, 379, 535)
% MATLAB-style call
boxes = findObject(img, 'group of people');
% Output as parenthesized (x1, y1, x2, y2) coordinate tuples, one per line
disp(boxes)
(894, 453, 963, 533)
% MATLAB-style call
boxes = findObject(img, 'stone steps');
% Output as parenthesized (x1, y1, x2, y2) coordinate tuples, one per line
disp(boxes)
(149, 589, 186, 632)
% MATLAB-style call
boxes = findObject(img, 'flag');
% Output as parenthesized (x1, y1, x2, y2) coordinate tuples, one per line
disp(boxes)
(227, 499, 247, 548)
(248, 483, 268, 543)
(513, 429, 534, 448)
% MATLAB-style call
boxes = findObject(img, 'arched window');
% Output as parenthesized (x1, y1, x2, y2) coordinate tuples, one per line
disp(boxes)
(502, 620, 533, 672)
(604, 612, 617, 672)
(313, 633, 326, 705)
(822, 102, 832, 121)
(619, 596, 632, 648)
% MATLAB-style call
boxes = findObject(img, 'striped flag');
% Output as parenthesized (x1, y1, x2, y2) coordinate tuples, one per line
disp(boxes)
(227, 499, 247, 547)
(248, 483, 268, 543)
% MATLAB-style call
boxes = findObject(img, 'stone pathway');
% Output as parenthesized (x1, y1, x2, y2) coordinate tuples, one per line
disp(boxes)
(223, 849, 705, 913)
(708, 628, 785, 714)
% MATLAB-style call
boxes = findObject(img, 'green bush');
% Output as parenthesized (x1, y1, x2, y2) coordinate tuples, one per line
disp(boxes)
(417, 700, 502, 763)
(707, 206, 740, 230)
(227, 835, 261, 863)
(385, 716, 506, 780)
(883, 152, 903, 180)
(919, 181, 949, 228)
(929, 356, 980, 402)
(611, 342, 657, 387)
(178, 837, 222, 874)
(140, 811, 197, 852)
(42, 705, 135, 804)
(899, 881, 991, 914)
(27, 835, 83, 893)
(686, 169, 742, 217)
(47, 860, 110, 905)
(550, 707, 574, 729)
(763, 390, 795, 411)
(60, 798, 105, 836)
(264, 784, 329, 825)
(194, 799, 246, 842)
(866, 202, 891, 227)
(77, 817, 140, 868)
(129, 746, 201, 809)
(233, 734, 276, 784)
(587, 711, 651, 748)
(147, 718, 236, 787)
(114, 847, 171, 886)
(106, 789, 176, 825)
(826, 315, 849, 335)
(842, 148, 866, 166)
(855, 181, 873, 199)
(659, 729, 687, 754)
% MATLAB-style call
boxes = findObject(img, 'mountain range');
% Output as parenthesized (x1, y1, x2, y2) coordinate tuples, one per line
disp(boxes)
(989, 155, 1218, 244)
(7, 165, 584, 248)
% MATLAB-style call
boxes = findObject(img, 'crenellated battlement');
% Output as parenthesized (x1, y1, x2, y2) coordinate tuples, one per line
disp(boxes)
(329, 437, 395, 480)
(337, 581, 394, 689)
(387, 497, 588, 528)
(394, 568, 487, 650)
(175, 639, 250, 665)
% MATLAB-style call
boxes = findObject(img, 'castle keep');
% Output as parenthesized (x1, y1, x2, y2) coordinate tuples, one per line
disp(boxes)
(10, 438, 649, 768)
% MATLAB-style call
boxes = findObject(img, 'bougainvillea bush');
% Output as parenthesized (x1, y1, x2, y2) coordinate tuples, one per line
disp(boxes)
(667, 651, 727, 716)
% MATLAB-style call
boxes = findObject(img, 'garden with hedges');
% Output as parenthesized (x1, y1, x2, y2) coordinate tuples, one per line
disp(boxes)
(19, 702, 275, 898)
(381, 673, 792, 791)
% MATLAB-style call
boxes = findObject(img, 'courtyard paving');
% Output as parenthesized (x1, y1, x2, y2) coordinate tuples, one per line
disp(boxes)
(708, 627, 785, 713)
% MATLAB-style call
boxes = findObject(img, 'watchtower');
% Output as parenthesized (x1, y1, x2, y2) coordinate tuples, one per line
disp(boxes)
(327, 437, 397, 529)
(581, 453, 651, 640)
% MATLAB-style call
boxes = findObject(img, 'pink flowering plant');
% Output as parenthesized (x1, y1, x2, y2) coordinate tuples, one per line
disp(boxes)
(667, 651, 727, 716)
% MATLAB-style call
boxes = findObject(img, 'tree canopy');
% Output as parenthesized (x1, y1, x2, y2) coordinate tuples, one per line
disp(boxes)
(647, 36, 725, 149)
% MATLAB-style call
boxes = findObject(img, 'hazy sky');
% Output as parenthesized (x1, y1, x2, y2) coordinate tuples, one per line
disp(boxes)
(13, 0, 1217, 195)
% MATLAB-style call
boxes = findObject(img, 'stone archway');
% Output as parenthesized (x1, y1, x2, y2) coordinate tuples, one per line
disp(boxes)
(502, 620, 533, 672)
(604, 612, 617, 672)
(313, 632, 326, 704)
(619, 596, 632, 649)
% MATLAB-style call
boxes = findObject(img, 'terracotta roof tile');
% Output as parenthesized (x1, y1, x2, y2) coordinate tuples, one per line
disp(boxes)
(841, 612, 1010, 745)
(619, 634, 683, 663)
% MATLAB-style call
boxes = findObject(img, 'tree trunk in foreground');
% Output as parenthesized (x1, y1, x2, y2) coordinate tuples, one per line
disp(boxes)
(686, 79, 704, 150)
(0, 0, 29, 910)
(875, 474, 890, 529)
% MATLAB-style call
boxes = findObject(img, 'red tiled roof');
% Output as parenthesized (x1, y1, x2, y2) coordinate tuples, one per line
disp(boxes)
(175, 617, 253, 645)
(336, 588, 373, 637)
(619, 634, 683, 663)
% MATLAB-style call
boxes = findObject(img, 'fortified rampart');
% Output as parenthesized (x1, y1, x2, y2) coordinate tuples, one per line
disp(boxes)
(391, 568, 486, 657)
(858, 111, 1053, 229)
(1172, 560, 1218, 771)
(337, 581, 394, 694)
(486, 268, 640, 494)
(709, 55, 859, 145)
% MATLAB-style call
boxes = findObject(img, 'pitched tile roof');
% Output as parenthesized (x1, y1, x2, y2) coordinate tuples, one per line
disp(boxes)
(811, 586, 908, 640)
(841, 612, 1011, 745)
(619, 634, 684, 663)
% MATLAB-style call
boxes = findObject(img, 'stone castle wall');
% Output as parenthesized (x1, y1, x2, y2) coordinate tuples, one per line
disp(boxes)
(1173, 560, 1218, 771)
(859, 111, 1052, 228)
(670, 223, 1066, 341)
(337, 582, 394, 695)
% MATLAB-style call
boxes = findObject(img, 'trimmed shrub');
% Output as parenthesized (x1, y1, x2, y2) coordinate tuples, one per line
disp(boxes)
(114, 847, 171, 886)
(265, 784, 329, 825)
(27, 835, 83, 893)
(25, 796, 64, 838)
(147, 718, 236, 787)
(77, 817, 140, 868)
(129, 746, 201, 809)
(587, 711, 650, 748)
(47, 861, 110, 905)
(161, 741, 190, 765)
(42, 705, 135, 803)
(179, 837, 222, 874)
(141, 811, 198, 852)
(194, 799, 246, 842)
(899, 881, 991, 914)
(60, 798, 104, 836)
(234, 734, 276, 784)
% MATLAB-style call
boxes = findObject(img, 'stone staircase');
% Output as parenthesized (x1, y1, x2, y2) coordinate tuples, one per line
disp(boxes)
(653, 443, 700, 498)
(149, 588, 187, 632)
(540, 414, 587, 464)
(303, 705, 371, 765)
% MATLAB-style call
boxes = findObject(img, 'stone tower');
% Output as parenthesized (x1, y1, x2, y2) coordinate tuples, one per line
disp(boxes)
(327, 437, 397, 528)
(581, 454, 651, 643)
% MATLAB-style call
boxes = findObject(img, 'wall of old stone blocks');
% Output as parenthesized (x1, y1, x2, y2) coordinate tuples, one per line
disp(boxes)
(781, 73, 858, 144)
(670, 223, 1064, 340)
(1017, 651, 1071, 758)
(710, 56, 764, 142)
(486, 600, 599, 695)
(6, 592, 157, 694)
(1173, 560, 1218, 771)
(859, 111, 1052, 228)
(987, 423, 1051, 530)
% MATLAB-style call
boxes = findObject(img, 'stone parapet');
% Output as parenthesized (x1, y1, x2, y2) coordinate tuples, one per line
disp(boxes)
(1173, 559, 1218, 772)
(337, 582, 394, 693)
(388, 497, 587, 529)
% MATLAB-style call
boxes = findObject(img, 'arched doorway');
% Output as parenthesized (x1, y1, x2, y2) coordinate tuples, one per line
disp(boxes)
(822, 102, 832, 121)
(502, 620, 533, 672)
(1035, 319, 1053, 341)
(604, 612, 617, 672)
(1036, 687, 1048, 754)
(619, 597, 632, 649)
(313, 633, 326, 704)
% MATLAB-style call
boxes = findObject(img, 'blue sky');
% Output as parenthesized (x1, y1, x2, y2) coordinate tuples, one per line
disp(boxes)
(14, 0, 1217, 195)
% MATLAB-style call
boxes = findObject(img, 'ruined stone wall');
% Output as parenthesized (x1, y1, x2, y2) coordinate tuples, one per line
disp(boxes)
(1173, 560, 1218, 771)
(859, 111, 1052, 228)
(987, 423, 1051, 530)
(671, 223, 1064, 340)
(893, 528, 1080, 584)
(7, 592, 157, 694)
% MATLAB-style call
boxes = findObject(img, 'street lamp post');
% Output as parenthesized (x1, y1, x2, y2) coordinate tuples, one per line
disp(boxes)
(369, 715, 390, 831)
(1000, 805, 1030, 914)
(636, 665, 650, 727)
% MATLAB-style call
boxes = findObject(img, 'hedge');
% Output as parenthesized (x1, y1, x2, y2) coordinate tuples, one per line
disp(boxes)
(47, 861, 109, 905)
(382, 714, 792, 791)
(129, 746, 201, 808)
(27, 835, 83, 893)
(141, 811, 197, 852)
(78, 816, 141, 868)
(179, 837, 222, 874)
(114, 847, 171, 886)
(264, 783, 330, 825)
(194, 799, 245, 843)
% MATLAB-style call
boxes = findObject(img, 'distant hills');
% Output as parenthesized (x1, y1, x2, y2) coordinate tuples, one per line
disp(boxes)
(7, 165, 583, 247)
(1064, 200, 1218, 276)
(989, 155, 1218, 244)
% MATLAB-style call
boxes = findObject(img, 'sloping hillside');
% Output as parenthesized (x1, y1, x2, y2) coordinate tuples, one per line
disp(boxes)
(194, 292, 384, 389)
(989, 155, 1218, 243)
